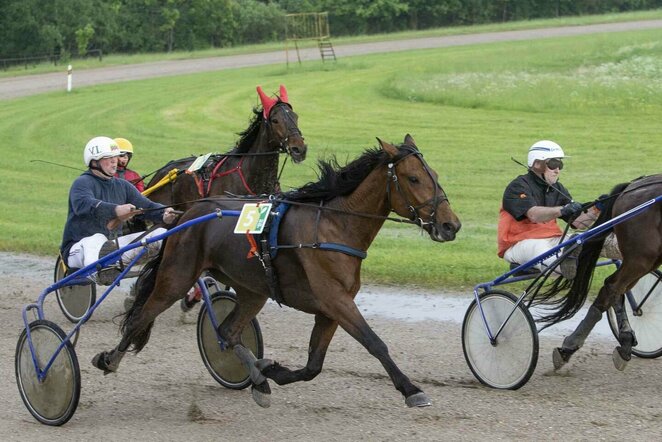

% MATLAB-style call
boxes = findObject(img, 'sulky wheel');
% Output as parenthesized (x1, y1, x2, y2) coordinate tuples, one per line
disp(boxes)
(607, 269, 662, 359)
(462, 289, 538, 390)
(197, 291, 263, 389)
(15, 319, 81, 426)
(54, 255, 96, 323)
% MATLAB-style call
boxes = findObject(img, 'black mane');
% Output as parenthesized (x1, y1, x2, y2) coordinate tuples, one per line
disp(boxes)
(232, 107, 263, 154)
(284, 144, 416, 203)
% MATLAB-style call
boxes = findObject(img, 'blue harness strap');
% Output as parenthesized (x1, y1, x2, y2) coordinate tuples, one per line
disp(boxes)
(267, 202, 367, 260)
(317, 243, 367, 259)
(268, 203, 290, 259)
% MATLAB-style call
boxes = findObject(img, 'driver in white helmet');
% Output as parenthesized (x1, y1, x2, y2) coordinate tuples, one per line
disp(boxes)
(497, 140, 594, 279)
(60, 136, 178, 284)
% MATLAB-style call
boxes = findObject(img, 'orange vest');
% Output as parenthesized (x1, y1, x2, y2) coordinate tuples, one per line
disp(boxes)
(497, 207, 562, 257)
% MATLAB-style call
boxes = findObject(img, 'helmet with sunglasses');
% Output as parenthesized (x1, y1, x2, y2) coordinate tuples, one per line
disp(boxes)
(527, 140, 566, 167)
(83, 136, 120, 167)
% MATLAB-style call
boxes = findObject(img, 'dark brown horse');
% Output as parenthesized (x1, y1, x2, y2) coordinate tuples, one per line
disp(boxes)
(531, 175, 662, 370)
(145, 85, 307, 209)
(92, 135, 461, 408)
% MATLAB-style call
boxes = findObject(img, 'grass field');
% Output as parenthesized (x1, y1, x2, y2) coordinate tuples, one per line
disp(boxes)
(1, 21, 660, 290)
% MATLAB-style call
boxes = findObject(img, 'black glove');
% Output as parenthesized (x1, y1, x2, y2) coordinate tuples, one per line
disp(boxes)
(560, 202, 583, 218)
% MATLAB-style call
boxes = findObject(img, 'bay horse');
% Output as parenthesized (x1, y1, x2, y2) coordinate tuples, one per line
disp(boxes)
(145, 85, 307, 210)
(92, 135, 461, 408)
(531, 175, 661, 370)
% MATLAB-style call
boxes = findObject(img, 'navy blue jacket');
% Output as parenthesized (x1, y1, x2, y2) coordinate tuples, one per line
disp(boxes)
(60, 171, 165, 256)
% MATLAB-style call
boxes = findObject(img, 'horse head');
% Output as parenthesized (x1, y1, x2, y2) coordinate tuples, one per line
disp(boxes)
(378, 134, 461, 242)
(257, 85, 307, 163)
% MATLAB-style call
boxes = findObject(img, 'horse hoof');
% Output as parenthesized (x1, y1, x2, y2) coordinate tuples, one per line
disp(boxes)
(552, 347, 567, 370)
(405, 392, 431, 408)
(612, 347, 630, 371)
(251, 382, 271, 408)
(91, 352, 115, 375)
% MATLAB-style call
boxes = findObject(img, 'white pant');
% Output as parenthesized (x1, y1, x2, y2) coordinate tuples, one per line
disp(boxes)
(503, 237, 563, 273)
(503, 233, 622, 272)
(601, 233, 621, 260)
(67, 228, 167, 269)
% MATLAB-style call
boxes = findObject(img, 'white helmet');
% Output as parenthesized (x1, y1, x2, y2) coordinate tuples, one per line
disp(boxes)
(84, 136, 120, 167)
(527, 140, 566, 167)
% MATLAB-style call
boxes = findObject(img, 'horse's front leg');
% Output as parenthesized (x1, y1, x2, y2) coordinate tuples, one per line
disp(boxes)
(257, 313, 339, 384)
(333, 301, 430, 407)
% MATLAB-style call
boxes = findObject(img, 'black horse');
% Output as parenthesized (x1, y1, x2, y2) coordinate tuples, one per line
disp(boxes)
(530, 175, 661, 370)
(145, 85, 307, 210)
(92, 135, 461, 408)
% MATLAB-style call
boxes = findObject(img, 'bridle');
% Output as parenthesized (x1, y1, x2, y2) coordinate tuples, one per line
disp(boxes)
(386, 144, 449, 228)
(267, 102, 302, 156)
(203, 102, 302, 196)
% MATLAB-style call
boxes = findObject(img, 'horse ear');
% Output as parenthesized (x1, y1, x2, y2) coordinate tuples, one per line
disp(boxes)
(377, 137, 399, 158)
(256, 85, 277, 118)
(404, 134, 416, 147)
(279, 84, 289, 104)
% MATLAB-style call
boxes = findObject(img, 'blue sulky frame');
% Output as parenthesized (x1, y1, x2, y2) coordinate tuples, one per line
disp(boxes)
(21, 209, 240, 383)
(471, 195, 662, 347)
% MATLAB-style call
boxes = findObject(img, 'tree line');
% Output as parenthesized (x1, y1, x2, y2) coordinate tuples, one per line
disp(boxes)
(1, 0, 661, 58)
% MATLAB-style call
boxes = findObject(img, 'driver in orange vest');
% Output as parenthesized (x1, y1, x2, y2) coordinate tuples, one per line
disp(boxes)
(497, 140, 594, 279)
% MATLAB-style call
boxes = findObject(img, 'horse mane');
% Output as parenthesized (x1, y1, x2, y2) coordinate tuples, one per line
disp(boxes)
(284, 144, 416, 203)
(232, 107, 263, 154)
(534, 181, 632, 329)
(144, 156, 197, 188)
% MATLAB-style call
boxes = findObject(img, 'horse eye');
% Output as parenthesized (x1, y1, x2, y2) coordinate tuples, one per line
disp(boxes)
(270, 118, 279, 124)
(408, 176, 419, 184)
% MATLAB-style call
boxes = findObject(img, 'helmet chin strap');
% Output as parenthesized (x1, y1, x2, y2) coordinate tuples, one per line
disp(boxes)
(89, 161, 115, 178)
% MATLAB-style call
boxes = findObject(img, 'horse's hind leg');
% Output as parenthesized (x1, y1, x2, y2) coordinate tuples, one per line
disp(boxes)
(92, 291, 183, 374)
(611, 294, 638, 371)
(553, 262, 646, 370)
(552, 304, 603, 370)
(215, 288, 272, 407)
(93, 254, 200, 374)
(257, 313, 339, 385)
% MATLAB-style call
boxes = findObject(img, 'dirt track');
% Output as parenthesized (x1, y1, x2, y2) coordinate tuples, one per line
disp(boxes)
(1, 252, 661, 441)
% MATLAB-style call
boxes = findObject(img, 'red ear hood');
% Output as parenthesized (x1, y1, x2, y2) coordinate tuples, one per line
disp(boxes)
(256, 85, 289, 118)
(256, 85, 277, 119)
(279, 84, 289, 104)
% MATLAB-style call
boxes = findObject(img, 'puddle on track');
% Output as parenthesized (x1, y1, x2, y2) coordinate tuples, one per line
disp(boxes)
(351, 286, 614, 339)
(1, 252, 613, 339)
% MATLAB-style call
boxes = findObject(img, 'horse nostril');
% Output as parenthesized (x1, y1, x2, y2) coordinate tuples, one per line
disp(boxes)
(442, 223, 456, 235)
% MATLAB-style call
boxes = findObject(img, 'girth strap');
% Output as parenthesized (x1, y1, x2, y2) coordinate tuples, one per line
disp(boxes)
(316, 243, 367, 259)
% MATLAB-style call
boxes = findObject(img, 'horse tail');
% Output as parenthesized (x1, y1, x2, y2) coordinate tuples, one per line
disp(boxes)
(119, 239, 167, 353)
(535, 182, 630, 329)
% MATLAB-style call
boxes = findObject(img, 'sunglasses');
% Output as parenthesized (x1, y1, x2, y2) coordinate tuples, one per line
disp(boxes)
(545, 158, 563, 170)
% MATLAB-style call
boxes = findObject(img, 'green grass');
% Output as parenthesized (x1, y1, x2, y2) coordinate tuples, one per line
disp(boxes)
(1, 24, 661, 290)
(2, 9, 662, 78)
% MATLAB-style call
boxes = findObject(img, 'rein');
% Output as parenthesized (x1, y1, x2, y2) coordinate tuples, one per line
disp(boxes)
(269, 197, 419, 225)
